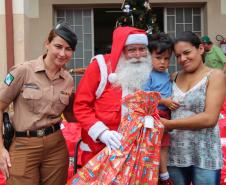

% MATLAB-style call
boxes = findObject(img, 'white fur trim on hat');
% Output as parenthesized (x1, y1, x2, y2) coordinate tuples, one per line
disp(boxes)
(125, 34, 148, 46)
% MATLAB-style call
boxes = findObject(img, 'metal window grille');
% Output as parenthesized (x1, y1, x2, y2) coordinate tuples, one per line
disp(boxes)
(164, 7, 202, 73)
(55, 8, 94, 88)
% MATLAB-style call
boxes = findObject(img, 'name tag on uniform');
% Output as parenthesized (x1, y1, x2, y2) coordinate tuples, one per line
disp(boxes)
(23, 83, 40, 89)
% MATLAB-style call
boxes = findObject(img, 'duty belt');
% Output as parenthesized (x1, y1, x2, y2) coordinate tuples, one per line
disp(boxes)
(15, 123, 60, 137)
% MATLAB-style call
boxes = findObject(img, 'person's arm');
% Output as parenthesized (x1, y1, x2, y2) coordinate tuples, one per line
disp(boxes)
(0, 63, 27, 179)
(63, 92, 76, 123)
(216, 46, 226, 73)
(160, 72, 180, 110)
(0, 64, 26, 179)
(161, 69, 226, 130)
(0, 101, 11, 179)
(62, 76, 76, 123)
(73, 59, 109, 142)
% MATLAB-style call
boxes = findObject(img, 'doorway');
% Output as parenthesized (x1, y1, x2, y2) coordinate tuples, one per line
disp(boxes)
(93, 7, 164, 55)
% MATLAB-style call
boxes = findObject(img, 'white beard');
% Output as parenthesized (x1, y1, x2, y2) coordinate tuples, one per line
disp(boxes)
(114, 53, 152, 93)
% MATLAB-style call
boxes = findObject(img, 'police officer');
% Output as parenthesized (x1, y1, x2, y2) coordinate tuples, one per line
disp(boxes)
(0, 22, 77, 185)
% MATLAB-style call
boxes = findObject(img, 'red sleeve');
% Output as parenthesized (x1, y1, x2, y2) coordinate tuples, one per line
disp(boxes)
(73, 59, 105, 132)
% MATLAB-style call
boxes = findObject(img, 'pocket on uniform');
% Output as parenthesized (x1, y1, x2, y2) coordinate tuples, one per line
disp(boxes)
(10, 156, 27, 176)
(22, 88, 42, 100)
(59, 94, 69, 105)
(53, 94, 69, 115)
(22, 88, 42, 113)
(9, 138, 28, 176)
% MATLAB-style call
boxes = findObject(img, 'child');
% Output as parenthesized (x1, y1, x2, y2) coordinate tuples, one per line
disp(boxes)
(143, 33, 180, 185)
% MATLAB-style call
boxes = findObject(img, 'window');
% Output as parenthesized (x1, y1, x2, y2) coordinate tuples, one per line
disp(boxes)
(165, 7, 202, 73)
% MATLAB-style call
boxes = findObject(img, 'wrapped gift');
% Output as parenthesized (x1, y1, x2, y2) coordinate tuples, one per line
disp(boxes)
(219, 98, 226, 185)
(61, 120, 82, 179)
(0, 172, 5, 185)
(67, 91, 164, 185)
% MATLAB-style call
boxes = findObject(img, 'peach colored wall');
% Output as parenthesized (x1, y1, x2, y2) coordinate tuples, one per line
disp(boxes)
(13, 15, 26, 65)
(221, 0, 226, 14)
(11, 0, 226, 62)
(205, 0, 226, 44)
(27, 0, 225, 61)
(0, 15, 7, 82)
(26, 0, 123, 61)
(0, 0, 7, 82)
(1, 0, 226, 82)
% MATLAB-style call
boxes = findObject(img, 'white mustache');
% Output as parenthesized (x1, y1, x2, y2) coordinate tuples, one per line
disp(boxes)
(127, 57, 150, 63)
(114, 54, 152, 91)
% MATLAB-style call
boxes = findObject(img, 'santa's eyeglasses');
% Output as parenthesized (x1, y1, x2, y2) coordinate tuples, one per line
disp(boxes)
(124, 46, 148, 57)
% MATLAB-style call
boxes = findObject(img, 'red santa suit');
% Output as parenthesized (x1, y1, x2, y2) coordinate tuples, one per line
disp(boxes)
(73, 27, 148, 165)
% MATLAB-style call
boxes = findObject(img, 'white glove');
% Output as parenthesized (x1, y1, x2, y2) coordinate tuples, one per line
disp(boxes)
(99, 130, 122, 153)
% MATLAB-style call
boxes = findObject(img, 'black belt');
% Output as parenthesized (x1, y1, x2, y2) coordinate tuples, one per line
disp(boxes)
(15, 123, 60, 137)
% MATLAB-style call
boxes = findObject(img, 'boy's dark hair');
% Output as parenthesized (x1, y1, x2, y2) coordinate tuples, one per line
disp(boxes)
(148, 32, 173, 54)
(174, 31, 201, 49)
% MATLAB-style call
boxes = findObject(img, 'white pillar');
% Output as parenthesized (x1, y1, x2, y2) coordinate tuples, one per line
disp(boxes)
(0, 0, 7, 82)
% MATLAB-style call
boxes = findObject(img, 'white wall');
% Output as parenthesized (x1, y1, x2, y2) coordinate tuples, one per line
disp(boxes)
(221, 0, 226, 14)
(0, 0, 5, 15)
(0, 0, 7, 82)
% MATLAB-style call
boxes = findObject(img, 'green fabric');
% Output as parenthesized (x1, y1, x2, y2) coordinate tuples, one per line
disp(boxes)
(204, 45, 226, 69)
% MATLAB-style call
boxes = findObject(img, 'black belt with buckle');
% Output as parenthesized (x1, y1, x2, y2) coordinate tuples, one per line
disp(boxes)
(15, 123, 61, 137)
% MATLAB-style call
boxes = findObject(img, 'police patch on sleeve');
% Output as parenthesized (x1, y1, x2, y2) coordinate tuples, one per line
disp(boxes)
(4, 73, 14, 86)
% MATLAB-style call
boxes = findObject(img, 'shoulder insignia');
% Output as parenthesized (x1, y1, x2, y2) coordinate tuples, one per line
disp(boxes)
(4, 73, 14, 86)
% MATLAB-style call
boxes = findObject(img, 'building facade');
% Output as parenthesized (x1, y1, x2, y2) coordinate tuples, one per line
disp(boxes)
(1, 0, 226, 87)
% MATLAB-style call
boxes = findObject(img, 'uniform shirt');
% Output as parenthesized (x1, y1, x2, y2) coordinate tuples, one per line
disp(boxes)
(205, 45, 226, 69)
(0, 55, 74, 131)
(143, 70, 172, 110)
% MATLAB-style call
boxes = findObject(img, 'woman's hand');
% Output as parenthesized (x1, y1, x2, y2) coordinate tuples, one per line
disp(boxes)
(0, 146, 11, 179)
(160, 117, 173, 132)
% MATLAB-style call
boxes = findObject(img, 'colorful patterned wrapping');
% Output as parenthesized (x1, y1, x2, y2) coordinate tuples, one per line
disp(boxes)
(67, 90, 164, 185)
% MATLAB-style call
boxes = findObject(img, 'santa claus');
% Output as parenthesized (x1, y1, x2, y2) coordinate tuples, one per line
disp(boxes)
(73, 26, 152, 165)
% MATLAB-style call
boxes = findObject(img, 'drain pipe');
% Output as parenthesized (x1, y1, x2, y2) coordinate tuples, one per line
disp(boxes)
(5, 0, 14, 71)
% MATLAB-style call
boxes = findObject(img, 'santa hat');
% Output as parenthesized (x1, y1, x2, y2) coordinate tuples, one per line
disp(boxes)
(108, 26, 148, 83)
